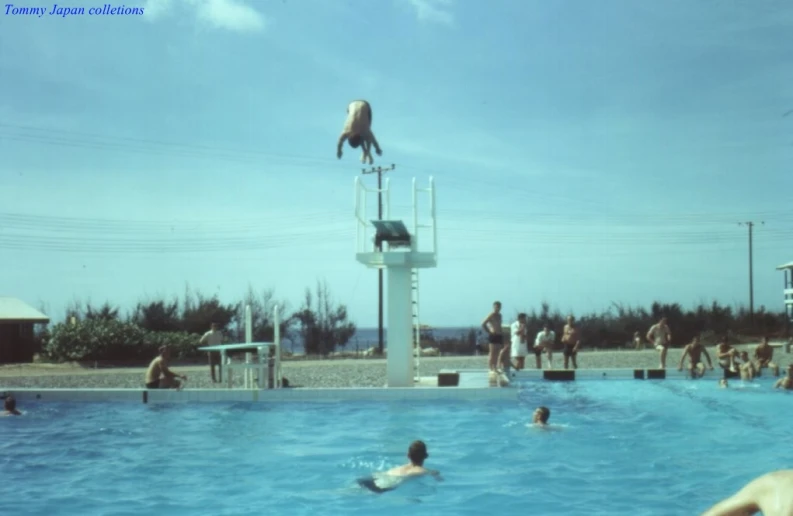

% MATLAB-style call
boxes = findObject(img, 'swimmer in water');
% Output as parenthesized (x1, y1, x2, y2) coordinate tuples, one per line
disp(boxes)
(358, 441, 441, 493)
(3, 395, 21, 416)
(773, 365, 793, 390)
(532, 406, 551, 426)
(719, 379, 729, 388)
(701, 469, 793, 516)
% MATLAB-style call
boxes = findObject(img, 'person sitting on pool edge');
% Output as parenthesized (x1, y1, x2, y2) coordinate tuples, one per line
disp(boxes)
(3, 395, 21, 416)
(737, 351, 757, 381)
(701, 469, 793, 516)
(753, 336, 780, 377)
(678, 336, 714, 378)
(773, 364, 793, 390)
(145, 346, 187, 390)
(715, 336, 739, 375)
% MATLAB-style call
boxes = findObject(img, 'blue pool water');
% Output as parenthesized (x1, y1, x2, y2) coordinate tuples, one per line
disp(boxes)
(2, 380, 792, 515)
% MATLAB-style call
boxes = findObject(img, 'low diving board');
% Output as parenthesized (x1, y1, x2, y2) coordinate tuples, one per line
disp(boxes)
(198, 341, 282, 389)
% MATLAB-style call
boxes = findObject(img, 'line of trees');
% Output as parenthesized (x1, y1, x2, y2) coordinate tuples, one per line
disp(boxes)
(37, 280, 356, 362)
(419, 301, 789, 355)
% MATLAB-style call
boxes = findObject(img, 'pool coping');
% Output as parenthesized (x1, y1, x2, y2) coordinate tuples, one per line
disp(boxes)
(2, 367, 756, 404)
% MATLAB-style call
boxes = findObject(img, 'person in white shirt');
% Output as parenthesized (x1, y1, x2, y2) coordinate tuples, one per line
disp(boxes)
(646, 317, 671, 369)
(337, 100, 382, 165)
(502, 313, 528, 370)
(534, 322, 556, 369)
(199, 323, 224, 383)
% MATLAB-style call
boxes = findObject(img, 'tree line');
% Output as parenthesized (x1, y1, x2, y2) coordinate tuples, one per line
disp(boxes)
(38, 280, 356, 362)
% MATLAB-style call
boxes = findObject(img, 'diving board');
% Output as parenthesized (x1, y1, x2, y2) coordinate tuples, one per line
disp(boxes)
(198, 305, 284, 389)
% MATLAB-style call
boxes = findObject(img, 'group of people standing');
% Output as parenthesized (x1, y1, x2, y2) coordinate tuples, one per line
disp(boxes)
(481, 301, 581, 372)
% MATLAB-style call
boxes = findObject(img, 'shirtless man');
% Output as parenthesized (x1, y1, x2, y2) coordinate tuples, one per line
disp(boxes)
(774, 365, 793, 390)
(502, 313, 528, 371)
(534, 323, 556, 369)
(532, 406, 551, 426)
(561, 315, 581, 369)
(337, 100, 382, 165)
(482, 301, 504, 372)
(701, 469, 793, 516)
(358, 440, 441, 493)
(753, 336, 780, 377)
(677, 336, 714, 378)
(738, 351, 757, 381)
(646, 317, 671, 368)
(715, 336, 739, 374)
(3, 396, 21, 416)
(145, 346, 187, 390)
(199, 322, 224, 383)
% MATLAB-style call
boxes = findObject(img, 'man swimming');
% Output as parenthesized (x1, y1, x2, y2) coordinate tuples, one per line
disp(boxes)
(337, 99, 382, 164)
(482, 301, 504, 372)
(773, 365, 793, 390)
(3, 395, 21, 416)
(357, 440, 441, 493)
(677, 336, 714, 378)
(753, 337, 779, 377)
(701, 469, 793, 516)
(532, 406, 551, 426)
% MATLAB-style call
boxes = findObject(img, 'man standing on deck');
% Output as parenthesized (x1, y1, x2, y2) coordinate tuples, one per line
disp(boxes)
(677, 336, 714, 378)
(337, 100, 382, 165)
(534, 322, 556, 369)
(199, 322, 224, 383)
(646, 317, 671, 369)
(482, 301, 504, 372)
(502, 313, 528, 370)
(561, 315, 581, 369)
(701, 469, 793, 516)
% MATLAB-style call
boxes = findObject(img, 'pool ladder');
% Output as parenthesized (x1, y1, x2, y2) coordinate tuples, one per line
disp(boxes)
(412, 269, 421, 382)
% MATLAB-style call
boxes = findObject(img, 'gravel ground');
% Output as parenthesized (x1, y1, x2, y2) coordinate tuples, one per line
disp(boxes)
(1, 344, 790, 390)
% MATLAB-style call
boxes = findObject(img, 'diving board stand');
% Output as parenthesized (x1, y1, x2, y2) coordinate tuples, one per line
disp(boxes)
(354, 176, 438, 387)
(198, 304, 284, 389)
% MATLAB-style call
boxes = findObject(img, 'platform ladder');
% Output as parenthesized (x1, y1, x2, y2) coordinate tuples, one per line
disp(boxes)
(412, 268, 421, 382)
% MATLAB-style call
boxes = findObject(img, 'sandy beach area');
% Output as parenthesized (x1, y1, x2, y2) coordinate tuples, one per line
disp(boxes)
(0, 343, 789, 389)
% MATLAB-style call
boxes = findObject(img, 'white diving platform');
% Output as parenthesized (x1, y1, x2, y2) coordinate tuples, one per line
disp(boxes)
(198, 305, 284, 389)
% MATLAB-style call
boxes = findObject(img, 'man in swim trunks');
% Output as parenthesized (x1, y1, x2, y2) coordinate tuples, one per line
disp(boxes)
(532, 406, 551, 426)
(561, 315, 581, 369)
(774, 365, 793, 390)
(534, 323, 556, 369)
(502, 313, 528, 370)
(3, 395, 21, 416)
(145, 346, 187, 390)
(359, 440, 442, 493)
(677, 336, 714, 378)
(482, 301, 504, 372)
(738, 351, 757, 381)
(715, 336, 739, 375)
(701, 469, 793, 516)
(753, 336, 780, 377)
(337, 99, 382, 165)
(646, 317, 671, 368)
(199, 322, 224, 383)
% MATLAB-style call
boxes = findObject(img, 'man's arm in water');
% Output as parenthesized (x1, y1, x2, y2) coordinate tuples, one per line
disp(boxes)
(701, 477, 763, 516)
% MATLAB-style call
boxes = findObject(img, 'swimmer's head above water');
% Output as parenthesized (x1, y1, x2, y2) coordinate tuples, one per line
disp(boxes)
(533, 406, 550, 425)
(408, 440, 429, 466)
(719, 379, 729, 388)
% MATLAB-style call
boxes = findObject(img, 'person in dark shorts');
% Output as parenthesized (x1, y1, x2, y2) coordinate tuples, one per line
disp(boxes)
(561, 315, 581, 369)
(677, 336, 714, 378)
(145, 346, 187, 390)
(481, 301, 504, 372)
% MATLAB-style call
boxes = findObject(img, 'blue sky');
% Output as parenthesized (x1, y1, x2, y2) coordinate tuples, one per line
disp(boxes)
(1, 0, 792, 328)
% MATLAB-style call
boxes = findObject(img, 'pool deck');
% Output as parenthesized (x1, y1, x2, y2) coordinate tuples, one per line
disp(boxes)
(2, 366, 761, 404)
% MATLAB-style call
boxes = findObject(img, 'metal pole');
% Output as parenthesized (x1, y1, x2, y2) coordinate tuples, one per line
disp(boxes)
(739, 221, 764, 329)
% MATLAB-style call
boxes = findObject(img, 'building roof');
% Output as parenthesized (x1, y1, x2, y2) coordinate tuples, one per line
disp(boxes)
(0, 297, 50, 323)
(777, 261, 793, 270)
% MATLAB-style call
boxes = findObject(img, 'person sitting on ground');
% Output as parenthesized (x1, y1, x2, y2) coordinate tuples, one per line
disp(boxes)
(337, 99, 382, 165)
(701, 469, 793, 516)
(3, 396, 21, 416)
(738, 351, 757, 381)
(678, 336, 714, 378)
(646, 317, 671, 368)
(753, 336, 780, 377)
(774, 365, 793, 390)
(715, 336, 739, 374)
(534, 323, 556, 369)
(145, 346, 187, 390)
(501, 313, 528, 371)
(561, 315, 581, 369)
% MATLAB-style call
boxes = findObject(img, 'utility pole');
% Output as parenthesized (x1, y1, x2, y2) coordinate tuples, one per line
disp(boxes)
(738, 221, 764, 328)
(362, 164, 396, 355)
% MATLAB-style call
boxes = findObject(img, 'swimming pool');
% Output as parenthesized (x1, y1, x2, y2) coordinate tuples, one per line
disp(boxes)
(2, 379, 791, 515)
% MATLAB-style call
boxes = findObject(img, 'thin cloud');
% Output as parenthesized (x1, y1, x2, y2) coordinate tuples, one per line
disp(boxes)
(405, 0, 454, 26)
(143, 0, 267, 33)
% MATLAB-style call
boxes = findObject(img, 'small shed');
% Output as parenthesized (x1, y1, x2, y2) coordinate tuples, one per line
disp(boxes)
(0, 297, 50, 363)
(777, 261, 793, 337)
